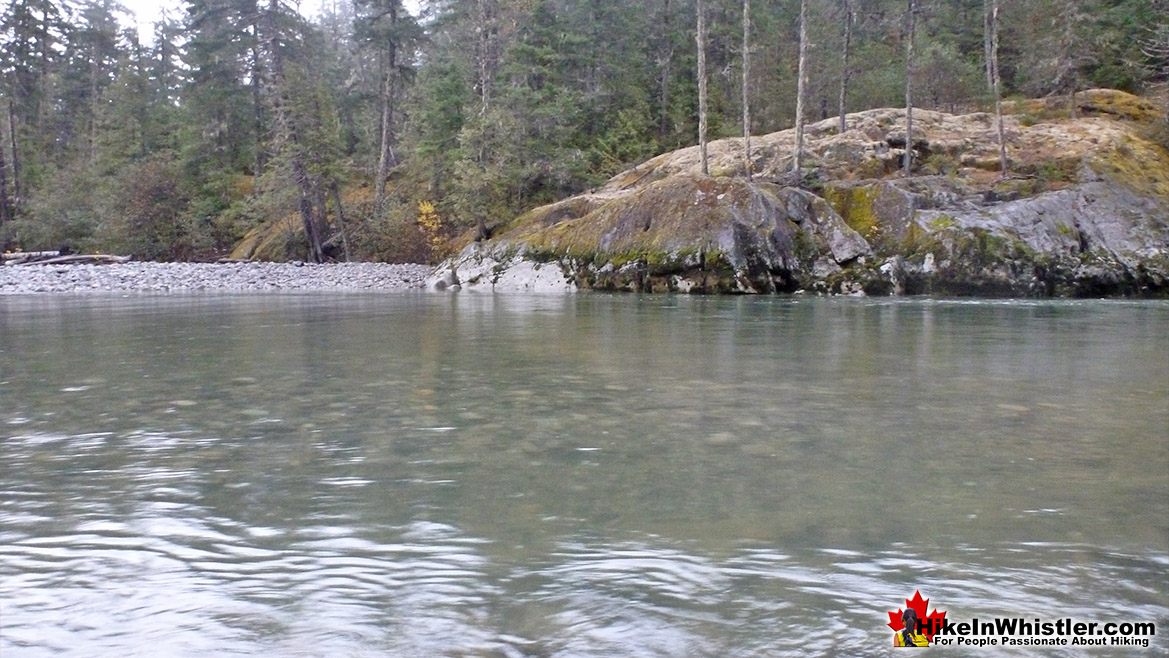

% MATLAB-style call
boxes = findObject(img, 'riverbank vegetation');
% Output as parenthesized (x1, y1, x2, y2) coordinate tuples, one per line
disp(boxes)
(1, 0, 1166, 263)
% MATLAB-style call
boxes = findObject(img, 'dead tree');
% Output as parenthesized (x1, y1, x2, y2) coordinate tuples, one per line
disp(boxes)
(793, 0, 809, 175)
(988, 0, 1008, 175)
(838, 0, 854, 135)
(697, 0, 710, 175)
(742, 0, 752, 179)
(904, 0, 917, 176)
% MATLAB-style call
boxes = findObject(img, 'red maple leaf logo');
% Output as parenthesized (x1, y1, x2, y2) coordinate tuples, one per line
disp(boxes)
(887, 590, 947, 641)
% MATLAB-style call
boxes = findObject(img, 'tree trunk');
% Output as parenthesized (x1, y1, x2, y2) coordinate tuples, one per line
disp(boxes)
(1058, 0, 1078, 118)
(89, 41, 99, 165)
(263, 0, 325, 263)
(904, 0, 916, 177)
(0, 128, 11, 227)
(990, 0, 1007, 175)
(250, 21, 267, 177)
(330, 181, 352, 262)
(7, 100, 19, 213)
(794, 0, 808, 175)
(983, 0, 994, 94)
(742, 0, 751, 179)
(476, 0, 498, 116)
(658, 0, 673, 141)
(473, 0, 500, 241)
(373, 4, 399, 217)
(697, 0, 709, 175)
(838, 0, 853, 135)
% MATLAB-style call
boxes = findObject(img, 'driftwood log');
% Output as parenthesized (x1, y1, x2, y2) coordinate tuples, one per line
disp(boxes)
(2, 252, 132, 265)
(2, 251, 60, 263)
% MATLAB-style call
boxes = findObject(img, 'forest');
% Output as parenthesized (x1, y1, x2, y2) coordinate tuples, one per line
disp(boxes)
(0, 0, 1166, 263)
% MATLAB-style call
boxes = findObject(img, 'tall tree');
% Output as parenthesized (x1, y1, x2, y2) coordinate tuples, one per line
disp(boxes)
(1043, 0, 1094, 116)
(0, 124, 11, 227)
(983, 0, 994, 93)
(742, 0, 751, 179)
(5, 101, 17, 212)
(355, 0, 418, 216)
(1, 0, 68, 207)
(375, 2, 400, 216)
(697, 0, 709, 175)
(904, 0, 917, 176)
(261, 0, 326, 261)
(60, 0, 123, 164)
(837, 0, 854, 134)
(793, 0, 808, 175)
(656, 0, 674, 141)
(1138, 0, 1169, 123)
(184, 0, 265, 176)
(474, 0, 501, 116)
(987, 0, 1007, 175)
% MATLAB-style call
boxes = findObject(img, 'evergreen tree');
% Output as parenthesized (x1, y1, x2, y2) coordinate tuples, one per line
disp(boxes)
(353, 0, 420, 215)
(1, 0, 69, 207)
(58, 0, 124, 164)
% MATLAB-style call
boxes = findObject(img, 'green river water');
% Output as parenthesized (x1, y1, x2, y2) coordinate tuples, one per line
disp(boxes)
(1, 293, 1166, 656)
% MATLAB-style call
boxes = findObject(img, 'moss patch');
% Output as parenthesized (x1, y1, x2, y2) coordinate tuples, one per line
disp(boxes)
(1088, 134, 1169, 202)
(1003, 89, 1161, 124)
(229, 214, 304, 261)
(822, 185, 880, 238)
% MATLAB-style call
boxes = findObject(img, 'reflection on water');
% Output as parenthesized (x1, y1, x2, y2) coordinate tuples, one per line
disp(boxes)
(1, 293, 1167, 656)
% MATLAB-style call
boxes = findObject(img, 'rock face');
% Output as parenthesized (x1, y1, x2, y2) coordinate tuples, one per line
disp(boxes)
(429, 89, 1169, 296)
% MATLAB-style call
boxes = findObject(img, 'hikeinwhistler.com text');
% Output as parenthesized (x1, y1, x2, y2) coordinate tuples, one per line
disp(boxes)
(920, 617, 1156, 648)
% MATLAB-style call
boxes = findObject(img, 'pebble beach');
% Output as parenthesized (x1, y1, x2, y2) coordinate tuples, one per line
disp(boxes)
(0, 261, 433, 294)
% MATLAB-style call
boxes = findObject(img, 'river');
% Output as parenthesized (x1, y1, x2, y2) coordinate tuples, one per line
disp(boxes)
(1, 293, 1166, 656)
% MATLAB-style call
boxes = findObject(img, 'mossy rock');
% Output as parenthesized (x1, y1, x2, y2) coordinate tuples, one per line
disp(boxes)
(1003, 89, 1162, 124)
(229, 215, 306, 261)
(821, 182, 916, 251)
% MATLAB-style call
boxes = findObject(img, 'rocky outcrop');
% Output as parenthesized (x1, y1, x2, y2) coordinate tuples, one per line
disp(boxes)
(429, 89, 1169, 296)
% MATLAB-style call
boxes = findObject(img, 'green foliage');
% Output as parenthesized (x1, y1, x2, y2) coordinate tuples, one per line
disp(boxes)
(12, 164, 107, 252)
(2, 0, 1164, 262)
(98, 154, 223, 261)
(348, 195, 433, 263)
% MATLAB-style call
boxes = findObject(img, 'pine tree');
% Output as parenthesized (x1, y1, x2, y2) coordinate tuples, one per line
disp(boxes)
(183, 0, 265, 176)
(1140, 1, 1169, 122)
(354, 0, 420, 215)
(260, 0, 331, 262)
(1, 0, 69, 207)
(59, 0, 123, 164)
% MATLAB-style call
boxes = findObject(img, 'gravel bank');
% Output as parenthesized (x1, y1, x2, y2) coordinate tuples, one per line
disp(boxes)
(0, 262, 433, 294)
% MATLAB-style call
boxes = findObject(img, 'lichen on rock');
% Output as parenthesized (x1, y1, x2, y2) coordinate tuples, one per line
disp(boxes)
(428, 89, 1169, 297)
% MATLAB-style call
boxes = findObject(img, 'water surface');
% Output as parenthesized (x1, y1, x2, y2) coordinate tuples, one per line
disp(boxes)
(2, 293, 1166, 656)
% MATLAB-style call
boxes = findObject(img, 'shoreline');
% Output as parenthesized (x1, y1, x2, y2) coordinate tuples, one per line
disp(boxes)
(0, 261, 433, 295)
